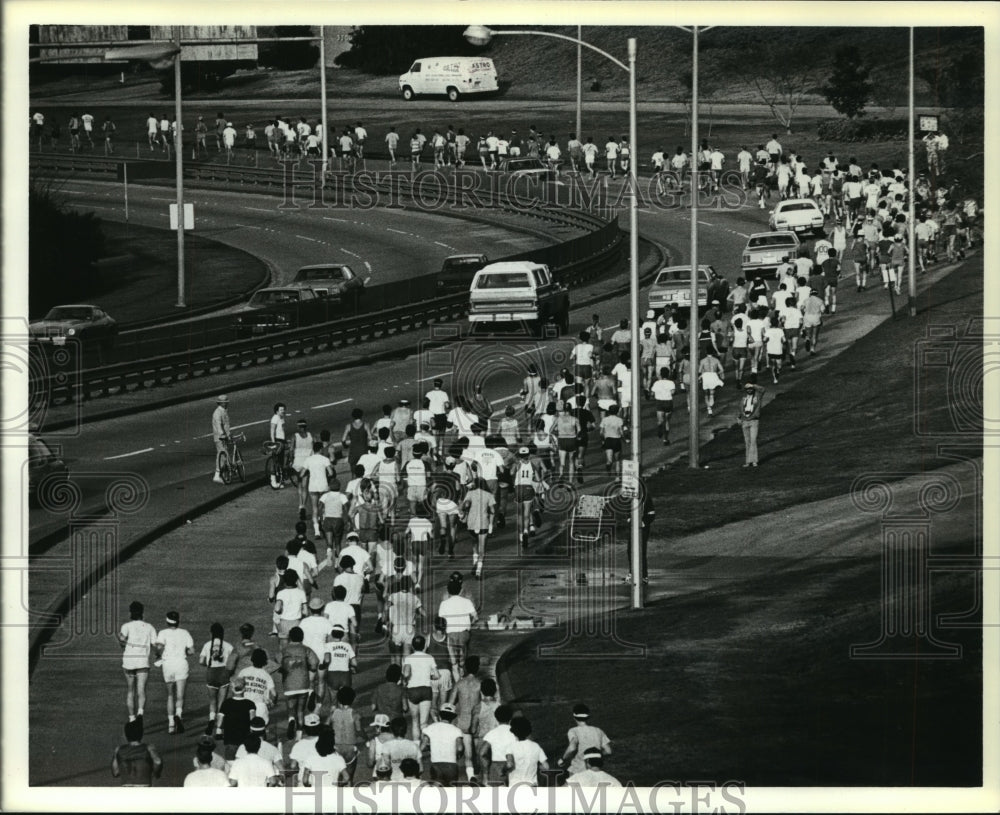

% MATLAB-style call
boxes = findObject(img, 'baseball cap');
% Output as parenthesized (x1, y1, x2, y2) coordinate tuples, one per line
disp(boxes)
(582, 748, 604, 760)
(744, 381, 756, 390)
(572, 703, 590, 718)
(331, 623, 346, 633)
(165, 611, 180, 624)
(250, 717, 266, 732)
(297, 418, 307, 426)
(303, 713, 321, 728)
(399, 398, 410, 405)
(308, 596, 325, 611)
(517, 446, 530, 457)
(346, 531, 360, 541)
(393, 556, 407, 571)
(216, 394, 229, 404)
(439, 703, 457, 715)
(373, 713, 391, 729)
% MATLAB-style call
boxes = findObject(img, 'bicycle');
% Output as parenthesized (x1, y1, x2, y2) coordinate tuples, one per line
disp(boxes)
(217, 432, 246, 485)
(262, 441, 300, 490)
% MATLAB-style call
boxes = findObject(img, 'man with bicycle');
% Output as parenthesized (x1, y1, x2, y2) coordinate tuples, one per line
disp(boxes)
(213, 395, 231, 484)
(269, 403, 288, 489)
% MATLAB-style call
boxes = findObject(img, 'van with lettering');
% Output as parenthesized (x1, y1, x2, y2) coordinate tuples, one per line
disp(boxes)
(399, 57, 499, 102)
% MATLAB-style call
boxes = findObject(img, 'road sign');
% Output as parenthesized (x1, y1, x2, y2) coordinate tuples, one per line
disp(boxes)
(169, 203, 194, 231)
(621, 459, 639, 500)
(919, 114, 939, 133)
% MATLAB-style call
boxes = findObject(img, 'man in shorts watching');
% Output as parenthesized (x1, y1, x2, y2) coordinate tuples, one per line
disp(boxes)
(118, 600, 158, 725)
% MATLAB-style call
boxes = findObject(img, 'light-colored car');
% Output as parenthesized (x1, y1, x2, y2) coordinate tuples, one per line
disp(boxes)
(768, 198, 825, 235)
(468, 261, 570, 336)
(647, 265, 714, 313)
(742, 231, 801, 278)
(29, 304, 118, 349)
(288, 264, 368, 304)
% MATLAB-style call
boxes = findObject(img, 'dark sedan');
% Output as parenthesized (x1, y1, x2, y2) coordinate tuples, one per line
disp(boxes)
(287, 264, 368, 306)
(29, 304, 118, 350)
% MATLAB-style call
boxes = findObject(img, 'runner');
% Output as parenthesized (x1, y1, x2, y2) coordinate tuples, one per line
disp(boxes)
(802, 288, 825, 356)
(600, 404, 625, 474)
(437, 581, 478, 682)
(386, 575, 422, 662)
(403, 634, 440, 740)
(274, 571, 307, 652)
(557, 703, 613, 777)
(330, 686, 365, 782)
(459, 478, 496, 579)
(505, 717, 549, 787)
(821, 248, 841, 314)
(301, 441, 333, 537)
(118, 600, 157, 724)
(564, 749, 622, 788)
(322, 624, 357, 695)
(111, 720, 163, 787)
(512, 446, 542, 550)
(650, 368, 677, 443)
(698, 348, 725, 416)
(198, 622, 233, 737)
(421, 703, 464, 786)
(280, 627, 318, 741)
(290, 419, 314, 517)
(318, 479, 349, 566)
(763, 314, 787, 384)
(237, 649, 277, 728)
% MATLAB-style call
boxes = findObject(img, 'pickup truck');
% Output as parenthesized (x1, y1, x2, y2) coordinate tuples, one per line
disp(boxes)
(468, 261, 570, 336)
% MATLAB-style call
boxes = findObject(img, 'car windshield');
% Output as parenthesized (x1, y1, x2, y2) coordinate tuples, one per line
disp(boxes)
(44, 306, 93, 321)
(443, 258, 483, 271)
(655, 269, 707, 285)
(748, 235, 795, 248)
(251, 291, 298, 305)
(475, 273, 530, 289)
(780, 203, 817, 213)
(298, 267, 347, 281)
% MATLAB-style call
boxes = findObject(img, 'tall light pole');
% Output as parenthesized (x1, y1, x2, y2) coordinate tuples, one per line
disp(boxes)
(320, 25, 330, 182)
(676, 25, 714, 468)
(576, 26, 583, 138)
(908, 27, 917, 316)
(464, 26, 643, 609)
(172, 27, 186, 308)
(105, 39, 185, 307)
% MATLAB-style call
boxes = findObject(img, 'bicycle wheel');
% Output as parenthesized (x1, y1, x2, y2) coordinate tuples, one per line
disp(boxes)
(265, 456, 281, 490)
(218, 451, 232, 485)
(234, 448, 246, 483)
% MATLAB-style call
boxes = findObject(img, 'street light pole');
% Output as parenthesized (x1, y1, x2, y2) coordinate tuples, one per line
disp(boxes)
(688, 25, 700, 467)
(173, 27, 186, 308)
(320, 25, 329, 183)
(576, 26, 583, 138)
(627, 37, 643, 609)
(908, 26, 917, 317)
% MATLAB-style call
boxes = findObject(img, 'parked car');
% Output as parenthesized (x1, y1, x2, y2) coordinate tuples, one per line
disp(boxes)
(742, 231, 801, 278)
(768, 198, 825, 236)
(29, 304, 118, 350)
(437, 254, 489, 294)
(233, 287, 323, 338)
(647, 265, 715, 313)
(468, 261, 570, 336)
(288, 264, 368, 307)
(28, 432, 69, 506)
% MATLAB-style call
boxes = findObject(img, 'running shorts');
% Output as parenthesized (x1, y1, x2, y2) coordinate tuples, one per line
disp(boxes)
(161, 660, 189, 683)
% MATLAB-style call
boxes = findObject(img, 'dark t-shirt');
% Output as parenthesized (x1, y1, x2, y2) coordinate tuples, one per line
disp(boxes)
(372, 681, 405, 720)
(220, 696, 256, 745)
(573, 408, 596, 442)
(822, 257, 840, 282)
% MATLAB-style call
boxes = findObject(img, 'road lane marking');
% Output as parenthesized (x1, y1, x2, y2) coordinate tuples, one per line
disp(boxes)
(698, 220, 714, 226)
(295, 234, 320, 242)
(339, 248, 361, 259)
(243, 206, 276, 213)
(434, 241, 456, 249)
(364, 262, 373, 272)
(323, 217, 349, 223)
(104, 447, 154, 460)
(234, 224, 262, 230)
(417, 371, 454, 382)
(386, 228, 410, 235)
(195, 417, 271, 438)
(311, 398, 353, 409)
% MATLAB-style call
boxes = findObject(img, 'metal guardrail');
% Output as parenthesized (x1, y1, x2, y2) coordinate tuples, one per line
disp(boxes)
(29, 155, 624, 404)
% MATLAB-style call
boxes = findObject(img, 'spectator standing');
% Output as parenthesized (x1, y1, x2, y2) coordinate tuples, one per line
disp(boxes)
(737, 376, 765, 468)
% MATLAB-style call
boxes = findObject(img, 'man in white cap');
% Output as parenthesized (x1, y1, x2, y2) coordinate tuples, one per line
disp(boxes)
(288, 712, 322, 784)
(420, 702, 464, 786)
(564, 748, 622, 788)
(156, 610, 194, 734)
(212, 395, 231, 484)
(235, 717, 284, 777)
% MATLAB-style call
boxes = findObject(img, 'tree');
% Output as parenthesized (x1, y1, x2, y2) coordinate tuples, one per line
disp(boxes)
(918, 43, 984, 144)
(726, 41, 823, 134)
(335, 26, 478, 75)
(823, 45, 872, 119)
(259, 26, 319, 70)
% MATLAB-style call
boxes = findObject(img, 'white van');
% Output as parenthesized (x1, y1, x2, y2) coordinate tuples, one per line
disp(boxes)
(399, 57, 499, 102)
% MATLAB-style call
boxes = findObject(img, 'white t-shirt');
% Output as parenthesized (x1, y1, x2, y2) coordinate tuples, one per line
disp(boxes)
(426, 390, 450, 415)
(403, 651, 437, 688)
(120, 620, 158, 668)
(319, 490, 348, 521)
(780, 305, 803, 329)
(323, 600, 356, 631)
(228, 753, 275, 787)
(765, 326, 785, 355)
(199, 639, 234, 669)
(276, 586, 307, 620)
(423, 721, 462, 763)
(156, 626, 193, 662)
(438, 595, 477, 633)
(323, 639, 356, 672)
(339, 543, 371, 575)
(302, 453, 332, 493)
(334, 571, 364, 605)
(482, 724, 516, 764)
(605, 141, 619, 158)
(184, 768, 230, 787)
(270, 414, 286, 441)
(506, 740, 547, 786)
(299, 615, 333, 661)
(651, 379, 676, 401)
(407, 516, 433, 543)
(303, 750, 347, 786)
(289, 737, 320, 783)
(237, 667, 275, 720)
(403, 458, 428, 488)
(235, 738, 282, 770)
(572, 343, 594, 366)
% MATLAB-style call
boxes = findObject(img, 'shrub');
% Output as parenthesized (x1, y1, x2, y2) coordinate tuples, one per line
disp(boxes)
(816, 118, 912, 142)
